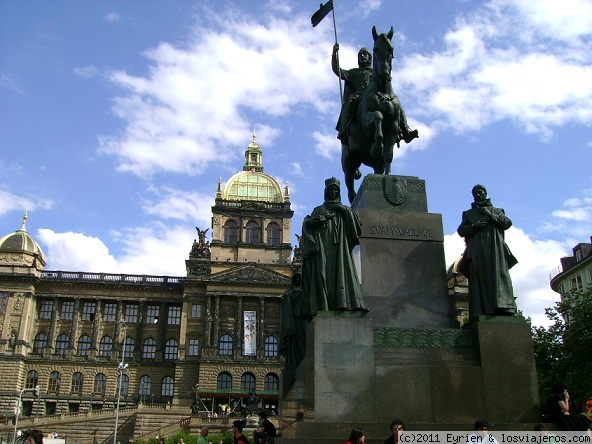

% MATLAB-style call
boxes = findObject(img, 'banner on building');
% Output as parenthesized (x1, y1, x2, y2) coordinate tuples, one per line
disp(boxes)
(243, 311, 256, 356)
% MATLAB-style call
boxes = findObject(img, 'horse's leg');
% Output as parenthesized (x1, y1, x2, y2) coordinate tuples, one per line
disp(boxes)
(384, 142, 393, 174)
(368, 110, 384, 173)
(341, 143, 361, 204)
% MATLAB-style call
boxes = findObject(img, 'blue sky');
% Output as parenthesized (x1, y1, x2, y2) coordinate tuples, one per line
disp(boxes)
(1, 0, 591, 327)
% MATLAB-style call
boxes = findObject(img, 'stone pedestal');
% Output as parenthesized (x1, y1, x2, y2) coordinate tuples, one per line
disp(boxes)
(472, 315, 540, 422)
(280, 174, 539, 433)
(352, 174, 454, 328)
(300, 313, 376, 422)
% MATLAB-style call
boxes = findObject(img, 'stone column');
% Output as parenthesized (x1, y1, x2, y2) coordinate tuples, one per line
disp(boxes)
(212, 295, 220, 344)
(205, 296, 212, 346)
(135, 301, 145, 360)
(258, 296, 265, 347)
(68, 298, 80, 350)
(235, 295, 243, 352)
(47, 296, 58, 347)
(89, 300, 102, 356)
(114, 300, 124, 355)
(156, 302, 166, 361)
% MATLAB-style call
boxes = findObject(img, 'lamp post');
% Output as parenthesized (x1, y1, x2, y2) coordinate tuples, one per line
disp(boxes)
(113, 322, 129, 444)
(13, 386, 39, 443)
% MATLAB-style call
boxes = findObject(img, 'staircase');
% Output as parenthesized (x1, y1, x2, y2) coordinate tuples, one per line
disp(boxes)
(0, 405, 191, 444)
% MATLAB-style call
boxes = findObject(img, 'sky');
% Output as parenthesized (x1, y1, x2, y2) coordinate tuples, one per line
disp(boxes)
(1, 0, 591, 328)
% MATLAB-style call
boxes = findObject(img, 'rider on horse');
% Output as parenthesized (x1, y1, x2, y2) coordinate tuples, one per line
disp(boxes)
(332, 44, 373, 142)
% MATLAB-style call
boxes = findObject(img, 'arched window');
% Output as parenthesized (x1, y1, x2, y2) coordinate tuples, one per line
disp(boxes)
(219, 334, 233, 356)
(143, 338, 156, 359)
(77, 335, 91, 356)
(164, 339, 178, 361)
(245, 221, 260, 244)
(117, 373, 129, 397)
(94, 373, 107, 395)
(26, 370, 38, 389)
(139, 375, 152, 399)
(240, 373, 256, 391)
(217, 372, 232, 391)
(266, 222, 281, 246)
(33, 333, 47, 354)
(55, 334, 69, 356)
(161, 376, 174, 397)
(48, 371, 61, 394)
(71, 372, 83, 394)
(264, 373, 279, 392)
(264, 335, 278, 358)
(224, 220, 238, 244)
(99, 336, 113, 357)
(122, 336, 134, 359)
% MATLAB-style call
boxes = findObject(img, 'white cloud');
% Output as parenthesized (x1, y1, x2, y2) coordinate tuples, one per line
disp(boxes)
(37, 223, 194, 277)
(398, 0, 592, 139)
(99, 8, 336, 177)
(141, 186, 214, 225)
(37, 229, 120, 272)
(115, 224, 193, 276)
(74, 65, 99, 79)
(311, 130, 340, 159)
(104, 13, 121, 23)
(0, 188, 53, 217)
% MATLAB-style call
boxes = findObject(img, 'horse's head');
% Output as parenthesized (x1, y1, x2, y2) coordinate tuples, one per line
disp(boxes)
(371, 26, 394, 83)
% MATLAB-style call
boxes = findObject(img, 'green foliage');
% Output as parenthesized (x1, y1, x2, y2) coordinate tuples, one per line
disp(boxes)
(135, 429, 234, 444)
(532, 287, 592, 406)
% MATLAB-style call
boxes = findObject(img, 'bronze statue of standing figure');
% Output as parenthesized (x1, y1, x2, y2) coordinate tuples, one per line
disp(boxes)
(301, 177, 367, 315)
(457, 185, 518, 322)
(337, 26, 419, 203)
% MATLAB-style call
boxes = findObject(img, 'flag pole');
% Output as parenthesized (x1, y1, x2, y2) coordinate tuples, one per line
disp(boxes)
(331, 5, 344, 105)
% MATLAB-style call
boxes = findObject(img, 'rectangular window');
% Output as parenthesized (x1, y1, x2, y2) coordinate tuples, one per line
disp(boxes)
(0, 292, 8, 314)
(103, 303, 117, 322)
(146, 305, 159, 324)
(570, 275, 583, 290)
(191, 303, 201, 318)
(124, 303, 139, 323)
(81, 302, 96, 321)
(60, 301, 75, 320)
(588, 267, 592, 284)
(39, 300, 53, 320)
(167, 305, 181, 325)
(188, 339, 199, 356)
(575, 249, 582, 262)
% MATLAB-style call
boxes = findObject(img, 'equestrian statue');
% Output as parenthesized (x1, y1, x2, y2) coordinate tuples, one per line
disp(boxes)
(334, 26, 419, 203)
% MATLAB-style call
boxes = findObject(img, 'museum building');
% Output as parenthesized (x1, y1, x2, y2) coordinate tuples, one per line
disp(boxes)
(0, 134, 295, 418)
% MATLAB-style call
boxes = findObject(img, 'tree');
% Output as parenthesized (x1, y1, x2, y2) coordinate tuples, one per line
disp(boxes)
(532, 287, 592, 410)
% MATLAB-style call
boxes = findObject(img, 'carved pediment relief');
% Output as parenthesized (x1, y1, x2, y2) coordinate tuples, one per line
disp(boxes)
(208, 264, 290, 285)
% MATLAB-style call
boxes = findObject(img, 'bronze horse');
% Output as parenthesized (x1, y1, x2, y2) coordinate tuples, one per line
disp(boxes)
(342, 26, 418, 203)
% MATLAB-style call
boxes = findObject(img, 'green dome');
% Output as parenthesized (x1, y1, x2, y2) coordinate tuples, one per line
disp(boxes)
(0, 213, 46, 265)
(224, 171, 282, 203)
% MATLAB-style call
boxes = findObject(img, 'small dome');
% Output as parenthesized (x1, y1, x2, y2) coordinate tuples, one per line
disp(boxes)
(224, 171, 283, 203)
(446, 255, 465, 279)
(0, 213, 46, 266)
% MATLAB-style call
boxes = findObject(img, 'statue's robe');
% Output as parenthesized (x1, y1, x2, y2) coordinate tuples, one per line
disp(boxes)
(301, 201, 366, 315)
(457, 200, 518, 321)
(278, 286, 310, 369)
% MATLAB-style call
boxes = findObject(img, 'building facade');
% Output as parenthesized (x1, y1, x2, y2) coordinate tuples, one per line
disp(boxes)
(549, 235, 592, 297)
(0, 135, 294, 419)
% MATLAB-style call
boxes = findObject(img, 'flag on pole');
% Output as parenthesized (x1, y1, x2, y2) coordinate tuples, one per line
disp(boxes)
(311, 0, 334, 27)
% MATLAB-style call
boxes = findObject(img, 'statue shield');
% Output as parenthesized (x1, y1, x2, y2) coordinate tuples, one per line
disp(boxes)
(383, 176, 408, 206)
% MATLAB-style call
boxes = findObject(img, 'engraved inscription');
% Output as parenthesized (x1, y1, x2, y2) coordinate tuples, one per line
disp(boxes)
(368, 225, 434, 239)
